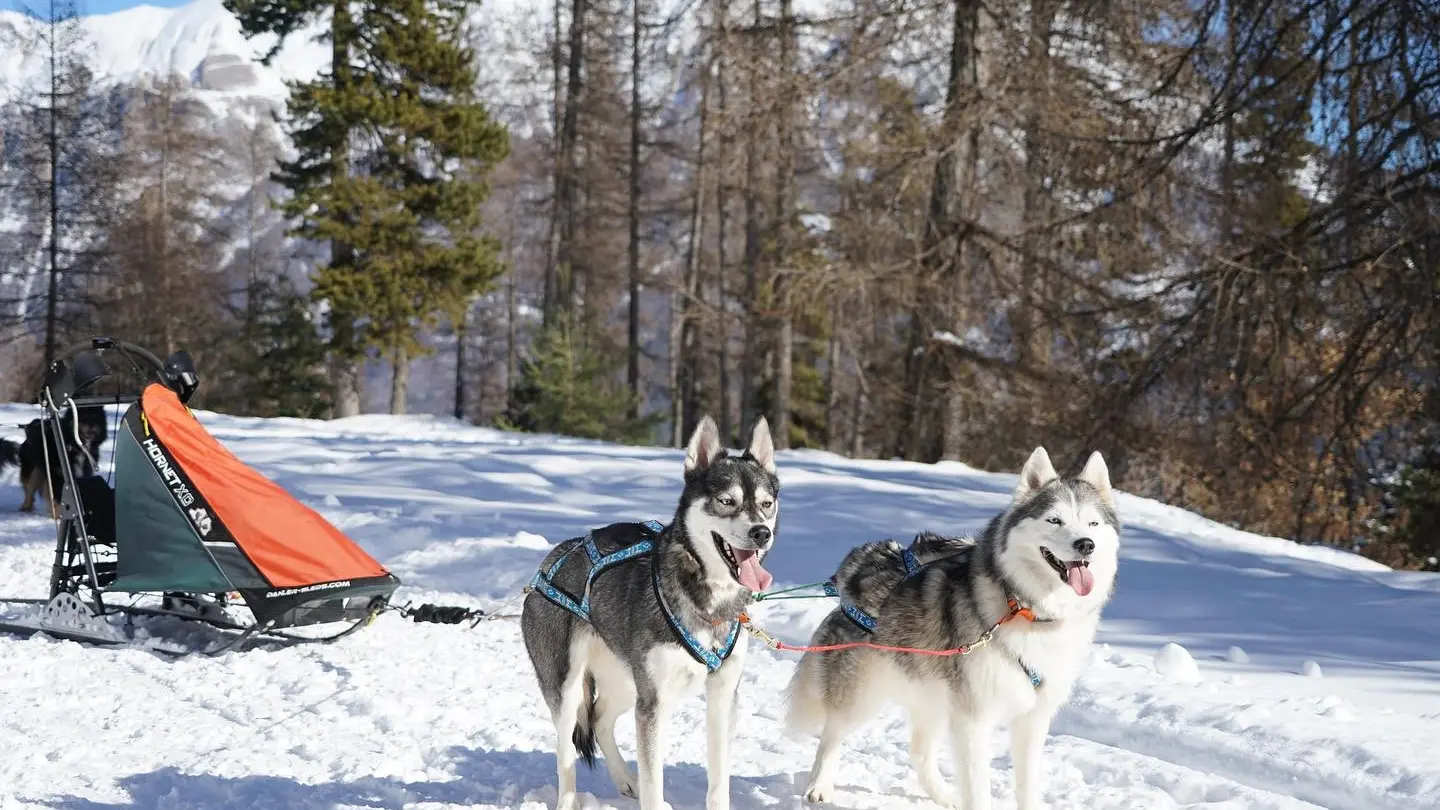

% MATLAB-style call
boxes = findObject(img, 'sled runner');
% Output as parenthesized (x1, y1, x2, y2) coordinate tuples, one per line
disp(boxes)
(0, 337, 400, 655)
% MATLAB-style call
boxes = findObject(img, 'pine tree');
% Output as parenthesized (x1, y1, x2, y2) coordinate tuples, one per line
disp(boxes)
(226, 0, 366, 416)
(503, 321, 656, 443)
(230, 276, 334, 419)
(230, 0, 510, 416)
(307, 0, 509, 415)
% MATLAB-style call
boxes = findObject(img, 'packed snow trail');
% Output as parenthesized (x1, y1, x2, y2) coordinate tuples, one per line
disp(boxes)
(0, 408, 1436, 810)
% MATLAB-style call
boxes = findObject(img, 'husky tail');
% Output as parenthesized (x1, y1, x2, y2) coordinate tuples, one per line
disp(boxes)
(572, 672, 598, 768)
(0, 438, 18, 477)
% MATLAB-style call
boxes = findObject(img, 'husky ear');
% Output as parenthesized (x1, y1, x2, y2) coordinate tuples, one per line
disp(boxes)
(1015, 446, 1058, 499)
(747, 416, 777, 475)
(1081, 450, 1115, 507)
(684, 415, 723, 474)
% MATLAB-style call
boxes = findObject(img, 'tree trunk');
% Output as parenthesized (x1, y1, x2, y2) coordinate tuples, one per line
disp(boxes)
(454, 305, 468, 421)
(770, 0, 796, 450)
(543, 0, 565, 326)
(328, 0, 362, 417)
(899, 0, 980, 461)
(823, 298, 841, 451)
(850, 350, 868, 458)
(390, 342, 409, 416)
(739, 0, 763, 443)
(627, 0, 644, 416)
(669, 288, 683, 446)
(713, 0, 732, 446)
(1015, 0, 1053, 371)
(506, 272, 518, 412)
(556, 0, 588, 324)
(43, 12, 59, 366)
(677, 63, 711, 446)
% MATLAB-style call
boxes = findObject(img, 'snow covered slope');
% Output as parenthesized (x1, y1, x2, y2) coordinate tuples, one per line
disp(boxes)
(0, 407, 1436, 810)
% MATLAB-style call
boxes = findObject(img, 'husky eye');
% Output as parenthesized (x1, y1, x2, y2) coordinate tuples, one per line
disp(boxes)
(1046, 517, 1063, 526)
(717, 496, 736, 507)
(1088, 521, 1099, 527)
(759, 500, 774, 510)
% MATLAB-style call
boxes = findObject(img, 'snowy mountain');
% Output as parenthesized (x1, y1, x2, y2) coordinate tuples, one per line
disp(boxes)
(0, 406, 1435, 809)
(0, 0, 573, 136)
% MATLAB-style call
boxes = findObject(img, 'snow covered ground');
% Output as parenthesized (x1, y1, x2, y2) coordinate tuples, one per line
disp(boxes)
(0, 405, 1436, 810)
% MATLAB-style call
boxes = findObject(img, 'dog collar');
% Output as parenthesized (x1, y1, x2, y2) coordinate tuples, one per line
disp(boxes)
(1006, 596, 1056, 624)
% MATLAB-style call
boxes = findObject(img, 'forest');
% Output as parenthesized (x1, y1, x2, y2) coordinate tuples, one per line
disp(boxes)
(0, 0, 1435, 567)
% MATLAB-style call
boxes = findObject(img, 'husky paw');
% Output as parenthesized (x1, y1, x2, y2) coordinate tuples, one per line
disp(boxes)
(705, 793, 728, 810)
(611, 771, 638, 799)
(558, 792, 580, 810)
(802, 784, 833, 804)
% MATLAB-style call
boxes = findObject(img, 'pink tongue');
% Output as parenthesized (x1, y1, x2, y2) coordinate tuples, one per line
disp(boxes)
(733, 549, 773, 593)
(1067, 564, 1095, 597)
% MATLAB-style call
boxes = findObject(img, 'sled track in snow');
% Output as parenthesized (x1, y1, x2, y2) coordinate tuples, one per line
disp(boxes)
(1054, 709, 1427, 810)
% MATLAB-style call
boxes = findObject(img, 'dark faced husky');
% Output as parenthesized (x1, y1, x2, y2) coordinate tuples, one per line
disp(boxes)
(784, 447, 1119, 810)
(521, 415, 780, 810)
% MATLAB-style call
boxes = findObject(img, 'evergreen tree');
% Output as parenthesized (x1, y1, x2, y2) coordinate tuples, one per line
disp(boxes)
(503, 322, 656, 443)
(229, 276, 334, 419)
(229, 0, 509, 416)
(309, 0, 509, 415)
(226, 0, 367, 416)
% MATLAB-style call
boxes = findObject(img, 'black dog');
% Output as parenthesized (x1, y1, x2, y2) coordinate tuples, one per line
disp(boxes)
(14, 407, 107, 517)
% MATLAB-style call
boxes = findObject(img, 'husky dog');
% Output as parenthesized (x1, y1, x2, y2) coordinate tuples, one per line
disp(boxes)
(521, 415, 780, 810)
(785, 447, 1119, 810)
(17, 408, 106, 518)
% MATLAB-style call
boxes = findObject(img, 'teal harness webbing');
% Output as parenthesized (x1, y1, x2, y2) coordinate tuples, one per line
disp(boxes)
(528, 520, 739, 672)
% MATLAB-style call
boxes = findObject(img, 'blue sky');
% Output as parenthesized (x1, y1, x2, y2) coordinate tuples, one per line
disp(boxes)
(1, 0, 189, 14)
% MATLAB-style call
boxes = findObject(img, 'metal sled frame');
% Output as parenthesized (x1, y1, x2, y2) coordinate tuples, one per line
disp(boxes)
(0, 338, 380, 656)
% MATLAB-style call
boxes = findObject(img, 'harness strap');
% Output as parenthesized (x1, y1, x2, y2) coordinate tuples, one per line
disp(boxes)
(529, 519, 739, 673)
(653, 569, 740, 672)
(822, 558, 1046, 689)
(824, 547, 924, 633)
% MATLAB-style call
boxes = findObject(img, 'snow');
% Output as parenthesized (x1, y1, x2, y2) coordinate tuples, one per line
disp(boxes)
(1153, 643, 1201, 684)
(0, 404, 1437, 810)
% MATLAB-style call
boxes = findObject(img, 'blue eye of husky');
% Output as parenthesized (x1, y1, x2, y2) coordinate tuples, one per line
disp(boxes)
(1046, 517, 1062, 525)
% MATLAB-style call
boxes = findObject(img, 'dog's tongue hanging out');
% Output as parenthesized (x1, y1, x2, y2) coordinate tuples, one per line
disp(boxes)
(1066, 563, 1095, 597)
(732, 548, 773, 592)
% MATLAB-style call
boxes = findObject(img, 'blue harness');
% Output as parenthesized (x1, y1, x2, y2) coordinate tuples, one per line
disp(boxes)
(825, 546, 1044, 689)
(528, 520, 740, 673)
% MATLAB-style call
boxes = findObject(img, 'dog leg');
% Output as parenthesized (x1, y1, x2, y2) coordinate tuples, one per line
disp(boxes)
(595, 691, 638, 798)
(704, 657, 744, 810)
(635, 659, 684, 810)
(554, 662, 590, 810)
(951, 715, 994, 810)
(802, 713, 856, 804)
(908, 705, 957, 808)
(1010, 708, 1051, 810)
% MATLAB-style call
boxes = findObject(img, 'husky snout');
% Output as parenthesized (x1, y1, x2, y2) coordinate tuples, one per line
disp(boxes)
(748, 524, 772, 548)
(1072, 537, 1094, 556)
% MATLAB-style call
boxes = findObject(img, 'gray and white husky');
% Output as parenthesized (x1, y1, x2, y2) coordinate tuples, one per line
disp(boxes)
(785, 447, 1119, 810)
(521, 415, 780, 810)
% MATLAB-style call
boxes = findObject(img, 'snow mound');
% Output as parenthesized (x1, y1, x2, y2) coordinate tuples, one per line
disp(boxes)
(1154, 642, 1202, 683)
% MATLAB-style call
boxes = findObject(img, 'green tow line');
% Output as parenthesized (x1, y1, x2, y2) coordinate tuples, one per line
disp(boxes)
(750, 581, 835, 602)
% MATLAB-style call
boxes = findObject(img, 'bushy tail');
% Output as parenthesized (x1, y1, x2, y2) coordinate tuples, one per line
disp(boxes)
(0, 439, 18, 476)
(571, 672, 598, 768)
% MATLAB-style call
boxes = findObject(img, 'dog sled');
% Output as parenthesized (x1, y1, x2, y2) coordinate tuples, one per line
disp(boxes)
(0, 337, 400, 655)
